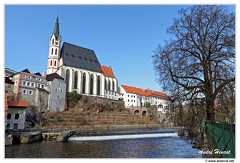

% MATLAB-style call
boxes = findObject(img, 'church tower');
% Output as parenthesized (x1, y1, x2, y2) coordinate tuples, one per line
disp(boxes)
(47, 16, 62, 74)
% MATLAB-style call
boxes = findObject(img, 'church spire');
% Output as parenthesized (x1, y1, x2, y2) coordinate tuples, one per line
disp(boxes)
(53, 16, 60, 39)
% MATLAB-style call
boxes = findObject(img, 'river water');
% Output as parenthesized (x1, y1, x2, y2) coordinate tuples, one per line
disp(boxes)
(5, 129, 202, 158)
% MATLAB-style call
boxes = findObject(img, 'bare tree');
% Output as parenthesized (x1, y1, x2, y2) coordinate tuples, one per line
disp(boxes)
(152, 5, 235, 122)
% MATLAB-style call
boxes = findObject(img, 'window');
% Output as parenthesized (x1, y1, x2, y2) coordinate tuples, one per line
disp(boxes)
(29, 90, 33, 95)
(27, 82, 30, 86)
(22, 75, 26, 78)
(51, 48, 53, 55)
(6, 124, 10, 129)
(55, 49, 57, 55)
(22, 89, 27, 94)
(41, 85, 44, 88)
(37, 83, 40, 88)
(52, 39, 54, 45)
(59, 83, 61, 86)
(7, 114, 11, 119)
(13, 124, 18, 129)
(31, 82, 35, 87)
(50, 60, 53, 66)
(22, 81, 26, 85)
(28, 76, 31, 79)
(15, 114, 19, 119)
(54, 61, 57, 66)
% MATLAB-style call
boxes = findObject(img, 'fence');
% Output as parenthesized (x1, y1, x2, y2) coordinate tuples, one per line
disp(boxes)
(205, 121, 235, 158)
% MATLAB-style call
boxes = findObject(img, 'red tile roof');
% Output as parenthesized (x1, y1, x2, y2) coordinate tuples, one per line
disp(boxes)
(121, 85, 170, 100)
(8, 101, 28, 107)
(101, 65, 115, 78)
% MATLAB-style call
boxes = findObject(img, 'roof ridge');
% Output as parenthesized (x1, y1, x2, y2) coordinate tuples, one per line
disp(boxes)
(63, 42, 94, 52)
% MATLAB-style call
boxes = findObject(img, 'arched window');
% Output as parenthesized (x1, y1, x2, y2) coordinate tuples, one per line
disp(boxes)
(82, 73, 86, 94)
(66, 69, 70, 92)
(97, 75, 101, 95)
(55, 49, 57, 55)
(90, 74, 94, 95)
(105, 79, 107, 90)
(54, 61, 57, 66)
(112, 81, 115, 92)
(50, 60, 53, 66)
(74, 71, 78, 89)
(52, 39, 54, 45)
(108, 79, 111, 90)
(51, 48, 53, 55)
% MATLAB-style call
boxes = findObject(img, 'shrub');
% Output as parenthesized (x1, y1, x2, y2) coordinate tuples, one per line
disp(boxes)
(67, 92, 82, 108)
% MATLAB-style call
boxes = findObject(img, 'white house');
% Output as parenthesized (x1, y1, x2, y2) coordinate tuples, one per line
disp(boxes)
(120, 85, 171, 113)
(6, 101, 28, 129)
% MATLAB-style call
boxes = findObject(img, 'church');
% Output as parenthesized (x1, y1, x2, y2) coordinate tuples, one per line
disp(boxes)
(46, 16, 119, 100)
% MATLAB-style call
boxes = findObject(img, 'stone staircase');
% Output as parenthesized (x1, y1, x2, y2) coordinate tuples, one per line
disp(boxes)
(43, 108, 157, 129)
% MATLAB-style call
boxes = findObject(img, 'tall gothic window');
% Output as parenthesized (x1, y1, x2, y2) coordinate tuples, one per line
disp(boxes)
(65, 69, 70, 92)
(90, 74, 94, 95)
(50, 60, 53, 66)
(82, 73, 86, 94)
(52, 39, 54, 45)
(108, 79, 111, 90)
(51, 48, 53, 55)
(112, 81, 115, 92)
(105, 79, 107, 90)
(55, 49, 57, 55)
(54, 61, 57, 67)
(97, 75, 101, 95)
(74, 71, 78, 89)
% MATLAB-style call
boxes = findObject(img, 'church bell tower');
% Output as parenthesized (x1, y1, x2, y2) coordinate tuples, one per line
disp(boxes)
(47, 16, 61, 74)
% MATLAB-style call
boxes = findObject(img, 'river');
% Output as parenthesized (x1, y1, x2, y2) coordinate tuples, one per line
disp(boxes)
(5, 129, 202, 158)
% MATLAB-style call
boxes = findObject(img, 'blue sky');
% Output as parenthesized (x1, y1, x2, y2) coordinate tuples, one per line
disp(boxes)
(4, 4, 235, 92)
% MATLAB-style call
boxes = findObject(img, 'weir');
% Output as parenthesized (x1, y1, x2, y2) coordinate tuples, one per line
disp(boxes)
(68, 132, 178, 141)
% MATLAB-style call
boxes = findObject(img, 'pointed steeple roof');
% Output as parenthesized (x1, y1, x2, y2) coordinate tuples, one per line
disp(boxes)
(52, 16, 60, 39)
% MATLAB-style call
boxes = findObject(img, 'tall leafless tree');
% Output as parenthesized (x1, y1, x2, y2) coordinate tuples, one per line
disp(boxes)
(152, 5, 235, 122)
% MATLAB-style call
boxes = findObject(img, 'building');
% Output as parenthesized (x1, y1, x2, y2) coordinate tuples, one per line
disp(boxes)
(35, 88, 49, 112)
(11, 69, 47, 106)
(46, 73, 66, 112)
(120, 85, 171, 112)
(5, 67, 17, 77)
(5, 77, 14, 94)
(46, 16, 119, 100)
(6, 101, 28, 129)
(101, 65, 118, 100)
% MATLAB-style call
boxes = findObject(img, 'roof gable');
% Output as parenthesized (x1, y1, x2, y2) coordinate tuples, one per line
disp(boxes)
(101, 65, 115, 78)
(46, 73, 64, 81)
(60, 42, 102, 73)
(21, 69, 31, 73)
